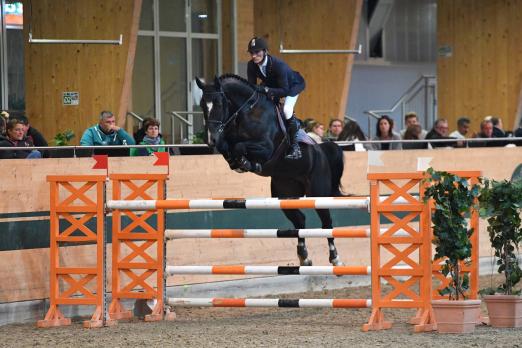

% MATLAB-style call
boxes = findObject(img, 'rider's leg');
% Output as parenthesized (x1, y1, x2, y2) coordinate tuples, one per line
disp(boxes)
(283, 95, 302, 160)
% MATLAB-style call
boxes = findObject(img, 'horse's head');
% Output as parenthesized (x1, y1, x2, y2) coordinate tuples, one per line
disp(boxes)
(195, 76, 229, 147)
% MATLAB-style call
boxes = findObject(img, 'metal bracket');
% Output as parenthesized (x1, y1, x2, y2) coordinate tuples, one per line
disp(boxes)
(29, 32, 123, 45)
(279, 43, 362, 54)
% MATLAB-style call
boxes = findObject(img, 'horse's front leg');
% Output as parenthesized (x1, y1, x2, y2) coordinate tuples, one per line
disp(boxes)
(232, 140, 273, 173)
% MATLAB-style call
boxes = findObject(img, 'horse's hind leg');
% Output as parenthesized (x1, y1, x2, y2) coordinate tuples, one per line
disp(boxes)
(282, 209, 312, 266)
(315, 209, 343, 266)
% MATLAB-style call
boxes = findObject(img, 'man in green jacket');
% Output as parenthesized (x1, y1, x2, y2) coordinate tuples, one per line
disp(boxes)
(80, 110, 135, 156)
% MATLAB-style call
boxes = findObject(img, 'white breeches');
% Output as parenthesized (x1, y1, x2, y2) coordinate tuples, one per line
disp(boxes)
(283, 94, 299, 120)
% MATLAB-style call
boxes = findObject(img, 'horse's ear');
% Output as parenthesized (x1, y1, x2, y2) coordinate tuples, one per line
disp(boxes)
(195, 77, 205, 89)
(214, 76, 221, 90)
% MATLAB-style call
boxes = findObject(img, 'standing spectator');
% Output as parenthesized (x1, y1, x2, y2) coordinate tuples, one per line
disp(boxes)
(425, 119, 456, 148)
(305, 120, 325, 144)
(337, 119, 368, 151)
(402, 124, 429, 150)
(0, 119, 41, 159)
(326, 119, 343, 141)
(80, 110, 135, 156)
(400, 112, 427, 139)
(130, 118, 169, 156)
(370, 115, 401, 150)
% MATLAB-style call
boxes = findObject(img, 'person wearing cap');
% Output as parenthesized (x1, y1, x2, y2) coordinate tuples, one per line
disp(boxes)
(246, 36, 306, 160)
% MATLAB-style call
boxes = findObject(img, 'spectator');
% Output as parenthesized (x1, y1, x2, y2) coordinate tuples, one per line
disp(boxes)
(0, 118, 42, 159)
(370, 115, 401, 150)
(326, 119, 343, 141)
(402, 124, 429, 150)
(10, 114, 48, 147)
(400, 112, 427, 139)
(449, 117, 471, 139)
(489, 116, 506, 138)
(0, 111, 8, 136)
(130, 118, 169, 156)
(305, 120, 325, 144)
(134, 117, 160, 144)
(337, 119, 368, 151)
(513, 120, 522, 146)
(80, 110, 135, 156)
(470, 119, 496, 148)
(425, 119, 456, 148)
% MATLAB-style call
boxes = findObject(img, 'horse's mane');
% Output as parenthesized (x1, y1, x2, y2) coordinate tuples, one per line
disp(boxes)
(219, 73, 255, 90)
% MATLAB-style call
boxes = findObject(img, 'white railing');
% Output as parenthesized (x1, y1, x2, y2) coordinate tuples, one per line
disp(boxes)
(364, 75, 436, 138)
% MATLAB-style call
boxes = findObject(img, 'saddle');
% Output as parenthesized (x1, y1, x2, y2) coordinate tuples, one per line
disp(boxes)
(274, 104, 315, 146)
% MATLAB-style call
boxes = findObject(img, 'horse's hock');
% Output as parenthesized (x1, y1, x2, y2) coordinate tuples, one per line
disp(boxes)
(38, 171, 481, 332)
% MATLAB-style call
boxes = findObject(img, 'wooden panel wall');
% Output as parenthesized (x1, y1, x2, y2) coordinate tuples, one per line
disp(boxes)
(438, 0, 522, 133)
(253, 0, 362, 125)
(221, 0, 254, 72)
(23, 0, 138, 144)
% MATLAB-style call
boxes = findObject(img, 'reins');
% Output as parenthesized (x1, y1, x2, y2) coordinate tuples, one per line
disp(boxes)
(206, 88, 260, 134)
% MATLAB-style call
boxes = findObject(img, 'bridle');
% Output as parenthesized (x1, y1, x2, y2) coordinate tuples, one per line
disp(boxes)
(205, 88, 260, 135)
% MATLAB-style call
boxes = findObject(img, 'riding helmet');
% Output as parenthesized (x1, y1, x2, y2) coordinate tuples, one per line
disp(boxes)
(248, 37, 268, 52)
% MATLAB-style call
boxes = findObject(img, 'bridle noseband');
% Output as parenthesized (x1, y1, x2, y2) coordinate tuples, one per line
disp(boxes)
(205, 88, 260, 135)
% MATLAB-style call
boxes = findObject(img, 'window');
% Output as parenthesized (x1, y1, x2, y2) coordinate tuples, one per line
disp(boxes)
(132, 0, 221, 143)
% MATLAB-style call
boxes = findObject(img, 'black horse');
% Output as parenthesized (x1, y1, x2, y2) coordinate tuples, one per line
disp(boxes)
(196, 74, 345, 266)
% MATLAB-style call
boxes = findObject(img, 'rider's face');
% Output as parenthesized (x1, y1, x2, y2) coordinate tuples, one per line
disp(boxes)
(250, 49, 265, 64)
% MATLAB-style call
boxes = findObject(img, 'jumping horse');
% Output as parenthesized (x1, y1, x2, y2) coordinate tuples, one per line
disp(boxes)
(196, 74, 345, 266)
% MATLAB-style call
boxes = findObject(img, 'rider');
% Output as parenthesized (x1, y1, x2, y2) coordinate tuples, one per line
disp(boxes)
(247, 36, 305, 160)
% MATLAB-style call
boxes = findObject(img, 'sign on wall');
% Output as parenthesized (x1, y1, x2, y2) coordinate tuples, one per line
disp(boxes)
(63, 92, 79, 106)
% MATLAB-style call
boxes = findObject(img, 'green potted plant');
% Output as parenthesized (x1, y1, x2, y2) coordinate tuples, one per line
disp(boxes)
(479, 178, 522, 327)
(423, 168, 482, 333)
(51, 129, 75, 158)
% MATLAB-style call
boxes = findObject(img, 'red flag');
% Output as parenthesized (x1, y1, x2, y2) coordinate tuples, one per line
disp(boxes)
(153, 152, 169, 166)
(92, 155, 108, 169)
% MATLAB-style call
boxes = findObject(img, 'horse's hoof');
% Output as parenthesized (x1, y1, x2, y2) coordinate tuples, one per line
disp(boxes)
(300, 258, 313, 266)
(330, 257, 344, 267)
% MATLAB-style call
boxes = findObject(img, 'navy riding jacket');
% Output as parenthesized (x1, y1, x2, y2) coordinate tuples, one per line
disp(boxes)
(247, 55, 305, 98)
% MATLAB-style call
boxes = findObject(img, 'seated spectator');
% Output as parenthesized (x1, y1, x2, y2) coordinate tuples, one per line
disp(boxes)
(400, 112, 427, 139)
(305, 120, 325, 144)
(337, 119, 368, 151)
(325, 119, 343, 141)
(80, 110, 135, 156)
(402, 124, 429, 150)
(449, 117, 470, 139)
(134, 117, 155, 144)
(448, 117, 470, 148)
(370, 115, 401, 150)
(130, 118, 169, 156)
(487, 116, 506, 138)
(469, 119, 497, 148)
(301, 118, 316, 131)
(513, 120, 522, 146)
(0, 111, 8, 136)
(0, 118, 42, 159)
(425, 119, 457, 148)
(10, 114, 48, 147)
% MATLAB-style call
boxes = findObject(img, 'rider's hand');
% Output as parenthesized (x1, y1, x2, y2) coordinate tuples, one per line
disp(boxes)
(255, 85, 269, 94)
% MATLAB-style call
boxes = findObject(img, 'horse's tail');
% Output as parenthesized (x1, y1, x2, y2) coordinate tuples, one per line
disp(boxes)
(318, 142, 345, 197)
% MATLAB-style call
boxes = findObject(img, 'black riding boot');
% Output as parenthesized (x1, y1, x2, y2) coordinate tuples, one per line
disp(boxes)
(285, 116, 302, 160)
